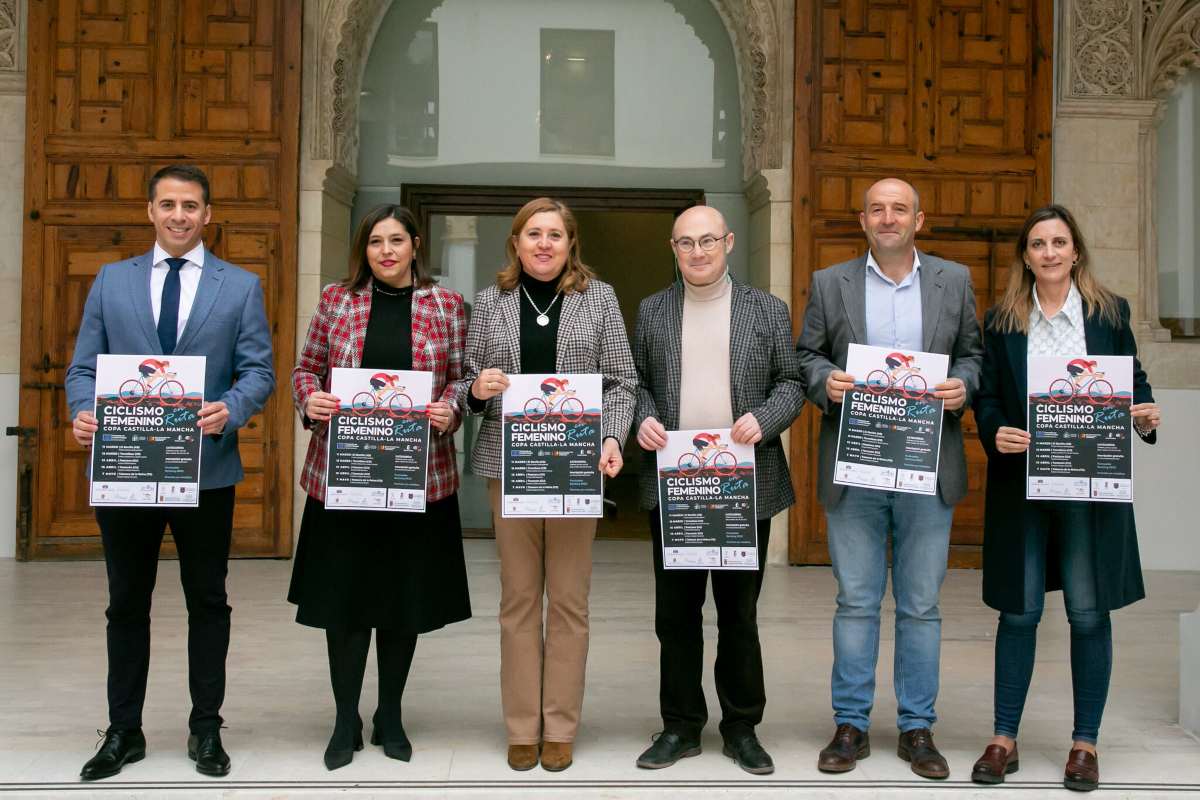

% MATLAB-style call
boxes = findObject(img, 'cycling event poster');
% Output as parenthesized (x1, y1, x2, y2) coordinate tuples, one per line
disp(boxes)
(833, 343, 949, 495)
(1026, 355, 1134, 502)
(656, 428, 757, 570)
(501, 373, 603, 518)
(324, 368, 434, 512)
(90, 354, 205, 507)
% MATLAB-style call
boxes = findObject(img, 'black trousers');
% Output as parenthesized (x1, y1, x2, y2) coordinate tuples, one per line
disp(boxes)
(96, 486, 235, 734)
(650, 510, 771, 740)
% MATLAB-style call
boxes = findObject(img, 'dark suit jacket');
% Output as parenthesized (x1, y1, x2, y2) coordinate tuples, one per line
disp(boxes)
(633, 280, 805, 519)
(974, 298, 1155, 613)
(796, 253, 983, 508)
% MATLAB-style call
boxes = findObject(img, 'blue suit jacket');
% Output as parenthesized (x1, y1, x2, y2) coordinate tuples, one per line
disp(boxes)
(65, 249, 276, 489)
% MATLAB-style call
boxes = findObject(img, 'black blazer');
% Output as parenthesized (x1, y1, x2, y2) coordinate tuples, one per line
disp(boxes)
(973, 297, 1155, 614)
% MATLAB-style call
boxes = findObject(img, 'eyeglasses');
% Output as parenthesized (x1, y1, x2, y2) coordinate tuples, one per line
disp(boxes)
(672, 232, 730, 254)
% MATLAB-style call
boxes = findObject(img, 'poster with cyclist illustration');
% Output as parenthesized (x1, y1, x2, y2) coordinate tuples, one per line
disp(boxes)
(90, 354, 205, 507)
(833, 343, 949, 495)
(501, 373, 603, 518)
(655, 428, 757, 570)
(1026, 355, 1133, 502)
(325, 368, 433, 511)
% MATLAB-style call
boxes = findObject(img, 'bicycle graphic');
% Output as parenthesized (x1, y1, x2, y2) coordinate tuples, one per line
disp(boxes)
(118, 373, 185, 406)
(351, 386, 415, 417)
(1048, 373, 1114, 404)
(676, 446, 739, 477)
(865, 367, 928, 399)
(523, 389, 585, 422)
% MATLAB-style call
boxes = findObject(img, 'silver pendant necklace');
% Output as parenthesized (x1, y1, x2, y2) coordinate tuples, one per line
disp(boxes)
(521, 285, 561, 327)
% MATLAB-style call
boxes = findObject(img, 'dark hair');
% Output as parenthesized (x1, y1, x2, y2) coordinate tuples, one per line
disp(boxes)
(344, 204, 433, 291)
(148, 165, 211, 205)
(990, 204, 1120, 333)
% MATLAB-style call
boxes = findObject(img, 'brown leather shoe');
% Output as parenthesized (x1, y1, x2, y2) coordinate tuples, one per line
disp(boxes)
(1064, 748, 1099, 792)
(817, 723, 870, 773)
(506, 744, 539, 771)
(897, 728, 949, 779)
(972, 742, 1019, 784)
(540, 741, 573, 772)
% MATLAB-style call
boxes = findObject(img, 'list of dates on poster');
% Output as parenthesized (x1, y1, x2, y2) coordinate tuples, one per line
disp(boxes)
(656, 428, 758, 570)
(90, 354, 205, 507)
(324, 368, 433, 512)
(833, 344, 949, 495)
(1027, 355, 1134, 502)
(502, 373, 603, 518)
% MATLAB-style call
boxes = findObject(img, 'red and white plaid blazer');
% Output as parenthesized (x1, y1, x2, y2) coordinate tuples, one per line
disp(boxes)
(293, 280, 466, 502)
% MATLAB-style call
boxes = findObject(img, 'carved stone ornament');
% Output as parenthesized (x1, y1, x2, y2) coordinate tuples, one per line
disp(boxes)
(305, 0, 786, 180)
(1143, 0, 1200, 96)
(1071, 0, 1138, 96)
(0, 0, 18, 72)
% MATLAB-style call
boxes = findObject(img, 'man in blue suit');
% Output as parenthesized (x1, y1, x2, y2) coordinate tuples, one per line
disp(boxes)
(66, 165, 275, 781)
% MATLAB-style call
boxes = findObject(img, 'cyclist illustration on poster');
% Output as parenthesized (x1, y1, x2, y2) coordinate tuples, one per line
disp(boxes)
(325, 367, 433, 511)
(656, 428, 758, 570)
(90, 353, 205, 507)
(501, 373, 603, 518)
(833, 343, 950, 495)
(1026, 354, 1134, 501)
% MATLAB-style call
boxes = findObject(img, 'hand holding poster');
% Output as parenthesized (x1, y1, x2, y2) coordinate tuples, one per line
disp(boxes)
(1027, 355, 1134, 501)
(325, 368, 433, 511)
(656, 429, 757, 570)
(90, 354, 205, 507)
(833, 344, 949, 494)
(502, 373, 603, 518)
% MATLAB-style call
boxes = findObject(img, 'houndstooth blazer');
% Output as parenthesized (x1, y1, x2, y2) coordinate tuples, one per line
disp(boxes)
(633, 279, 805, 519)
(453, 277, 637, 480)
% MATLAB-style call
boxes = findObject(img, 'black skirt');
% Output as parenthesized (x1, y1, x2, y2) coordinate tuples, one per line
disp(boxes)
(287, 492, 472, 632)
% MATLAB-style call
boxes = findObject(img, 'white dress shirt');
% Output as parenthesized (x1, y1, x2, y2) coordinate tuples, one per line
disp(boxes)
(1027, 280, 1087, 357)
(151, 242, 205, 341)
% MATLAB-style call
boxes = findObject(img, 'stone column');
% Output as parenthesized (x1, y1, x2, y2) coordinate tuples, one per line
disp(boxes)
(1184, 605, 1200, 735)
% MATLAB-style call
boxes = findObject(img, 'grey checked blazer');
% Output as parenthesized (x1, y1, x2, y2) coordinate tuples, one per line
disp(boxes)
(454, 278, 637, 480)
(633, 280, 805, 519)
(796, 252, 983, 508)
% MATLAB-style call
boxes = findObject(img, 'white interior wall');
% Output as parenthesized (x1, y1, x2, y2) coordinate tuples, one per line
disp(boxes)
(0, 92, 25, 560)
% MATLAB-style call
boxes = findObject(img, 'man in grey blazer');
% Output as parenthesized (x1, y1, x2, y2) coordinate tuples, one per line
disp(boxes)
(797, 178, 982, 779)
(633, 206, 804, 775)
(66, 165, 275, 781)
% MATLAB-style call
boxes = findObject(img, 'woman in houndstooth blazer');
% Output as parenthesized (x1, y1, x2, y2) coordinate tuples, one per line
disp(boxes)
(454, 198, 637, 772)
(289, 205, 472, 770)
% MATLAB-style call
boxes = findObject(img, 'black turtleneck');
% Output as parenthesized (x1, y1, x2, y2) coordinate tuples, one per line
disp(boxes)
(518, 270, 562, 374)
(362, 283, 414, 370)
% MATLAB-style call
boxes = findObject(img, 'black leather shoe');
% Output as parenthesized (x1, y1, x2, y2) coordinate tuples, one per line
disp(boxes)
(80, 728, 146, 781)
(324, 718, 364, 771)
(187, 731, 231, 777)
(635, 731, 702, 769)
(371, 711, 412, 762)
(897, 728, 950, 779)
(818, 723, 870, 773)
(722, 732, 775, 775)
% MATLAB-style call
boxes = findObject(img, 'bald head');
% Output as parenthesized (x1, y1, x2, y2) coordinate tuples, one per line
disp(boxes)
(863, 178, 920, 215)
(673, 205, 728, 239)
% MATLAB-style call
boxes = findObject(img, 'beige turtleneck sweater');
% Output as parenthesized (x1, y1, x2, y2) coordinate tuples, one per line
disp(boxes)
(678, 275, 734, 430)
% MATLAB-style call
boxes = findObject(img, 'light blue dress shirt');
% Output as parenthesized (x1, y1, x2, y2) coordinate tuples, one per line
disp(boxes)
(864, 250, 923, 350)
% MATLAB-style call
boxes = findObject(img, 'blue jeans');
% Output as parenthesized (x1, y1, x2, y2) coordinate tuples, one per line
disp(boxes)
(826, 487, 954, 733)
(993, 502, 1111, 745)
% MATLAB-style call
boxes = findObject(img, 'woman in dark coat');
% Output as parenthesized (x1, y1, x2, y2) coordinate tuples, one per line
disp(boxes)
(969, 205, 1161, 792)
(290, 205, 472, 770)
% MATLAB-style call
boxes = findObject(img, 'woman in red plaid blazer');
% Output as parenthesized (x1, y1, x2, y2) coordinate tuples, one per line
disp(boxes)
(288, 205, 471, 771)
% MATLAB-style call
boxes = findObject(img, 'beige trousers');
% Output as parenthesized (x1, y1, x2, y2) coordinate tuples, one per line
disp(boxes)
(489, 480, 597, 744)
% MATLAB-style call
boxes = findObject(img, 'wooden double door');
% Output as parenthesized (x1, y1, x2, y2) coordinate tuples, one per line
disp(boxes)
(788, 0, 1054, 566)
(15, 1, 299, 559)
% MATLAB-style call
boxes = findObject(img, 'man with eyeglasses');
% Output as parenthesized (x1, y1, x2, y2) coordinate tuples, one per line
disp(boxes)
(796, 177, 982, 780)
(631, 205, 804, 775)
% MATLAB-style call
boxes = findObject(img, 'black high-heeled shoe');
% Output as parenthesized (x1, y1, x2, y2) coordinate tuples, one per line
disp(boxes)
(324, 720, 364, 770)
(371, 712, 413, 762)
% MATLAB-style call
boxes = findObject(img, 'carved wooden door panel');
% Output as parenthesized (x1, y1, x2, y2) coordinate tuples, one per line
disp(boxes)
(17, 1, 299, 559)
(790, 0, 1053, 566)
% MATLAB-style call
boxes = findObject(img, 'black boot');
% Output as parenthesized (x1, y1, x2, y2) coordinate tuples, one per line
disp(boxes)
(372, 629, 416, 761)
(323, 628, 370, 770)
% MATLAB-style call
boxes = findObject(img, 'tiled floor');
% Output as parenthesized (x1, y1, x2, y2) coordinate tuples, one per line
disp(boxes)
(1, 541, 1198, 798)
